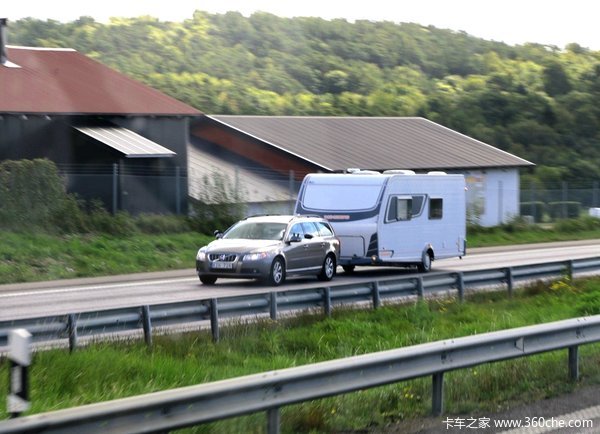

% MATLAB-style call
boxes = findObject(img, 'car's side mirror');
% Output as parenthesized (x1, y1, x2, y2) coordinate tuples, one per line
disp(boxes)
(214, 230, 223, 239)
(288, 233, 302, 243)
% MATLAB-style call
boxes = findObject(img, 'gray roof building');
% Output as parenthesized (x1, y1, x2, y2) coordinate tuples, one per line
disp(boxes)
(190, 115, 534, 225)
(207, 115, 533, 171)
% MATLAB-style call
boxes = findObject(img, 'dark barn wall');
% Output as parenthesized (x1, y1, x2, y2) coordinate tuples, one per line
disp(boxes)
(0, 115, 70, 162)
(111, 116, 190, 214)
(0, 114, 192, 215)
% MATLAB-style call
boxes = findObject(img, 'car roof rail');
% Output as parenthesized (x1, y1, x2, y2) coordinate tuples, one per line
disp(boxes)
(294, 214, 323, 219)
(244, 213, 283, 219)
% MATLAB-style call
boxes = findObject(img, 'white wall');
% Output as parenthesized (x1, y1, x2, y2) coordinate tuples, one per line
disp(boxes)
(462, 168, 520, 227)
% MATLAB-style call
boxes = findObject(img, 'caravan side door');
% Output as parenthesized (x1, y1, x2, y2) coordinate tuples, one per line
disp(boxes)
(379, 193, 427, 262)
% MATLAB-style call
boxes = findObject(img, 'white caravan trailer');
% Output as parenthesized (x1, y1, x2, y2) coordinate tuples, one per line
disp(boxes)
(294, 170, 466, 272)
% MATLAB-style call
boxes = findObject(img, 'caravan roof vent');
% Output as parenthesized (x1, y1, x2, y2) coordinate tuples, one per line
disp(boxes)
(346, 168, 380, 175)
(427, 171, 447, 176)
(383, 169, 416, 175)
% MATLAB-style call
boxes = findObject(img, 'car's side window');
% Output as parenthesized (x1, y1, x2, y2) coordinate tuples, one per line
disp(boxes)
(289, 223, 305, 239)
(316, 221, 333, 237)
(301, 222, 320, 238)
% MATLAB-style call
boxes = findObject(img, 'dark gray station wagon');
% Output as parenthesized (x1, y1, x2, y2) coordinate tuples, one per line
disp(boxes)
(196, 215, 340, 286)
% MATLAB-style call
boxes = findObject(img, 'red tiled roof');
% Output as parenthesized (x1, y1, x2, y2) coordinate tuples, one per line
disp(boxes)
(1, 46, 201, 116)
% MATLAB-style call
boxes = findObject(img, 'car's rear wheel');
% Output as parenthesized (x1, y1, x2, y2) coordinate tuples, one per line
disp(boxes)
(267, 257, 286, 286)
(199, 275, 217, 285)
(318, 254, 336, 281)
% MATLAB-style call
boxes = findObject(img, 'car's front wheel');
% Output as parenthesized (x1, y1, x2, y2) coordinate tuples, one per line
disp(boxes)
(199, 275, 217, 285)
(267, 257, 286, 286)
(318, 254, 336, 281)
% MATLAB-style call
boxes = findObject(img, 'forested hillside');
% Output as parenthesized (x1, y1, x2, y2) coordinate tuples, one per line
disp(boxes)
(9, 12, 600, 183)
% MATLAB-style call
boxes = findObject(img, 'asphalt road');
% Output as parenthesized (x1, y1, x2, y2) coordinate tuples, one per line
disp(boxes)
(1, 239, 599, 321)
(1, 239, 599, 432)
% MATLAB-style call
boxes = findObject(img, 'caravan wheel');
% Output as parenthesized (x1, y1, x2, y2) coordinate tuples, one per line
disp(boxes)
(342, 265, 355, 274)
(418, 251, 432, 273)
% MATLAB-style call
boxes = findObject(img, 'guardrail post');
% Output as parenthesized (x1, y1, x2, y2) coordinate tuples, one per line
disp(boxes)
(565, 260, 574, 281)
(270, 292, 278, 321)
(141, 306, 152, 347)
(432, 372, 444, 416)
(67, 314, 78, 352)
(504, 267, 514, 298)
(568, 345, 579, 381)
(267, 407, 281, 434)
(8, 329, 31, 418)
(210, 299, 219, 342)
(416, 277, 424, 299)
(372, 281, 381, 309)
(323, 287, 332, 317)
(456, 272, 465, 302)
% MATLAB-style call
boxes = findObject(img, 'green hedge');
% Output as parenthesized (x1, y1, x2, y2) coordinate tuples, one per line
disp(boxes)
(0, 159, 86, 232)
(548, 201, 581, 219)
(0, 159, 204, 235)
(519, 201, 545, 223)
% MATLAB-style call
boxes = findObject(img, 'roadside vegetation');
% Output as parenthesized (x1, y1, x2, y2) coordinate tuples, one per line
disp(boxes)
(1, 277, 599, 432)
(1, 213, 599, 285)
(1, 159, 600, 431)
(467, 216, 600, 247)
(0, 158, 598, 285)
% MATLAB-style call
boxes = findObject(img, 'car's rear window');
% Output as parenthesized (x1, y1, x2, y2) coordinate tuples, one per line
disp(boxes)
(316, 221, 334, 236)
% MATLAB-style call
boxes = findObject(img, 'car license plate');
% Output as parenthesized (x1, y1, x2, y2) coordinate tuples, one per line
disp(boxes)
(211, 262, 234, 270)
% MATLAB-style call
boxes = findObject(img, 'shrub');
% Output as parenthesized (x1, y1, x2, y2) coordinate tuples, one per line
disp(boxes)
(189, 171, 247, 235)
(135, 214, 191, 234)
(519, 201, 545, 223)
(500, 216, 541, 233)
(554, 215, 600, 233)
(84, 202, 138, 236)
(49, 195, 89, 233)
(548, 201, 580, 220)
(0, 159, 86, 232)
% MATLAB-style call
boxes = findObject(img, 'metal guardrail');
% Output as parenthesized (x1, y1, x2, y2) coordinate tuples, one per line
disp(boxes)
(1, 314, 599, 434)
(1, 257, 600, 350)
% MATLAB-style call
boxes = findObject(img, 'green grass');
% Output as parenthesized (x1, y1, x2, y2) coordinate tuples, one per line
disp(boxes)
(1, 217, 599, 285)
(468, 227, 600, 247)
(0, 231, 212, 284)
(1, 278, 600, 432)
(467, 216, 600, 247)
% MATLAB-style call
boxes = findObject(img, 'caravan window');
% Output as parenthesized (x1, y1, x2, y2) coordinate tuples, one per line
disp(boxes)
(411, 195, 426, 217)
(429, 198, 443, 219)
(386, 196, 412, 222)
(302, 182, 383, 211)
(385, 194, 426, 222)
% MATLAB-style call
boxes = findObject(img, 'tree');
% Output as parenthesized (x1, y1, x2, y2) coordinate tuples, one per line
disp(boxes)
(542, 61, 572, 97)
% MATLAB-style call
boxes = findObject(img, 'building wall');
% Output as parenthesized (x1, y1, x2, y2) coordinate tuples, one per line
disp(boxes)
(462, 168, 520, 226)
(111, 116, 191, 214)
(0, 114, 192, 215)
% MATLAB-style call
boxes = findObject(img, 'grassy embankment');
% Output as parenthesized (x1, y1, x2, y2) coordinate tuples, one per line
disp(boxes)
(0, 216, 599, 431)
(1, 277, 600, 432)
(1, 216, 600, 285)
